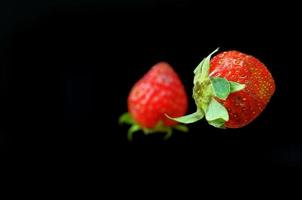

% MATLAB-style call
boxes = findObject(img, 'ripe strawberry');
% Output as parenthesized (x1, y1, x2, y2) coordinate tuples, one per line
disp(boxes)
(209, 51, 275, 128)
(119, 62, 188, 140)
(169, 49, 275, 128)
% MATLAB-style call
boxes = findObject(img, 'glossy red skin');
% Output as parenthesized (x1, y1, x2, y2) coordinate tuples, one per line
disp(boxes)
(128, 62, 188, 128)
(210, 51, 275, 128)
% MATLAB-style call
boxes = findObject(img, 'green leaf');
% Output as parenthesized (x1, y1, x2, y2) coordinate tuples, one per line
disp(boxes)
(173, 124, 189, 132)
(210, 77, 230, 100)
(127, 124, 141, 141)
(165, 110, 204, 124)
(119, 112, 134, 125)
(205, 98, 229, 122)
(229, 81, 245, 93)
(208, 119, 226, 129)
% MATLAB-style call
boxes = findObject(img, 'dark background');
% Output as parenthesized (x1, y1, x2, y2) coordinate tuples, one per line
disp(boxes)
(0, 0, 301, 169)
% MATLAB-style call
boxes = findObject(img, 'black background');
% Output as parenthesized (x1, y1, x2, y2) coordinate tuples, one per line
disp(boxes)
(0, 0, 301, 169)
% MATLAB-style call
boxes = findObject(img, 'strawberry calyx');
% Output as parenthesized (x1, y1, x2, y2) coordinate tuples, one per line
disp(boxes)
(167, 48, 246, 128)
(119, 112, 188, 141)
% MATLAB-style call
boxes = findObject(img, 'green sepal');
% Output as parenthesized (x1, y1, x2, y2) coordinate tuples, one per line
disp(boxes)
(205, 98, 229, 128)
(210, 77, 230, 100)
(119, 112, 134, 125)
(193, 58, 205, 74)
(165, 110, 204, 124)
(142, 121, 172, 135)
(193, 48, 219, 85)
(163, 128, 173, 140)
(173, 124, 189, 132)
(208, 119, 226, 129)
(142, 121, 188, 140)
(229, 81, 245, 93)
(128, 124, 140, 141)
(210, 78, 245, 99)
(119, 112, 189, 141)
(200, 48, 219, 80)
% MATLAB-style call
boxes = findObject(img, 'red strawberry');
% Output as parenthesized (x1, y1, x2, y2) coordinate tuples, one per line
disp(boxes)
(169, 49, 275, 128)
(119, 62, 188, 140)
(210, 51, 275, 128)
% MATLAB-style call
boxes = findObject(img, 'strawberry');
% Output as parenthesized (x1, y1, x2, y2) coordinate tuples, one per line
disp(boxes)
(168, 49, 275, 128)
(119, 62, 188, 140)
